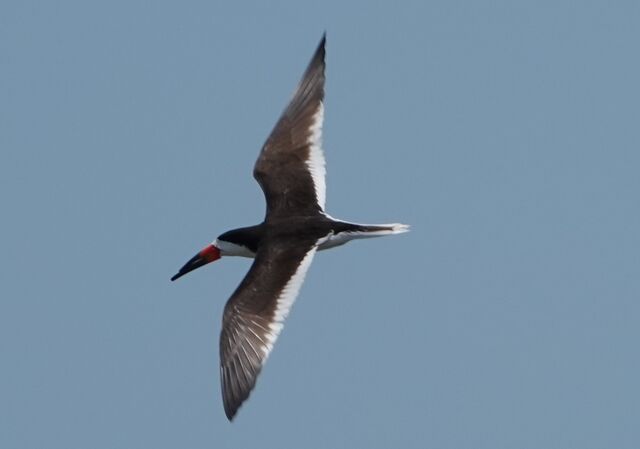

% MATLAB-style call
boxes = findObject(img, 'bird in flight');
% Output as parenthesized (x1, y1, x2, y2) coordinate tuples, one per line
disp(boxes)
(171, 34, 409, 421)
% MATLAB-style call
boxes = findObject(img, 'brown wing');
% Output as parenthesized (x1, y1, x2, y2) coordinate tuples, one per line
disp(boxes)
(219, 236, 322, 420)
(253, 34, 327, 218)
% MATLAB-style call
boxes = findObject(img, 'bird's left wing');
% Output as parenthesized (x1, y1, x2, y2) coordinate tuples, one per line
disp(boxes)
(219, 235, 326, 420)
(253, 35, 327, 219)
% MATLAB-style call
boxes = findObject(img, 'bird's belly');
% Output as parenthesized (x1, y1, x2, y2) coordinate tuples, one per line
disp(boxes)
(317, 232, 354, 251)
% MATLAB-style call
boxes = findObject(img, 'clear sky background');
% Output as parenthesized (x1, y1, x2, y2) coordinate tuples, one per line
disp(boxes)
(2, 1, 639, 448)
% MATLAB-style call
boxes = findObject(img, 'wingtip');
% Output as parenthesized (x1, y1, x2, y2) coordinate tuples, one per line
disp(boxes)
(223, 399, 240, 422)
(314, 32, 326, 62)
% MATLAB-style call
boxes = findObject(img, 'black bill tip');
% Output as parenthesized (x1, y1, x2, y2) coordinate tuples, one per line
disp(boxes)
(170, 244, 221, 283)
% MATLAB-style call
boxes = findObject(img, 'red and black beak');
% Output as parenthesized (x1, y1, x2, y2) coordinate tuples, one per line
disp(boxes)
(171, 244, 221, 281)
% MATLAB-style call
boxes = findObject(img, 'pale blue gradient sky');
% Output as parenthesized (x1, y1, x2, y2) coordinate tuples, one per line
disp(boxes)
(2, 1, 639, 448)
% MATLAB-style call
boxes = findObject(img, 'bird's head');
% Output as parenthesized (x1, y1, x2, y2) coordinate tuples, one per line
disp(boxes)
(171, 233, 257, 281)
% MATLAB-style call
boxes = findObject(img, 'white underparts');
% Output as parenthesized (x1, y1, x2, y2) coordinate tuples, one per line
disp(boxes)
(214, 239, 255, 258)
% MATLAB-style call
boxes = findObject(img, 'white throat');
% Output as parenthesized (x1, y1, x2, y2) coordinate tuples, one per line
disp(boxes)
(214, 239, 256, 258)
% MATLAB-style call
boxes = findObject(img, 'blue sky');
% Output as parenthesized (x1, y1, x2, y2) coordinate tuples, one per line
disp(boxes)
(1, 1, 639, 448)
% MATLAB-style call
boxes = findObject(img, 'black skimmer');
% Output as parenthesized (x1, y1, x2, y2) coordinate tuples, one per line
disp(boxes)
(171, 34, 408, 421)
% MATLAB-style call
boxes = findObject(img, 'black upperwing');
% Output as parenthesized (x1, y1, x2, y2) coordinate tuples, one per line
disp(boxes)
(219, 235, 322, 420)
(253, 34, 327, 219)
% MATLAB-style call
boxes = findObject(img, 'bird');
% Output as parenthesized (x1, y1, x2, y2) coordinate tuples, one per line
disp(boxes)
(171, 34, 409, 421)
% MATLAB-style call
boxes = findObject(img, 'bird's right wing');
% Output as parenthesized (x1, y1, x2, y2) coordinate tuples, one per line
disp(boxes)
(219, 235, 325, 420)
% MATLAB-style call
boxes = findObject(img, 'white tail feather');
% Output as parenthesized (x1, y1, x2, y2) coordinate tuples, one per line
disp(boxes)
(381, 223, 410, 234)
